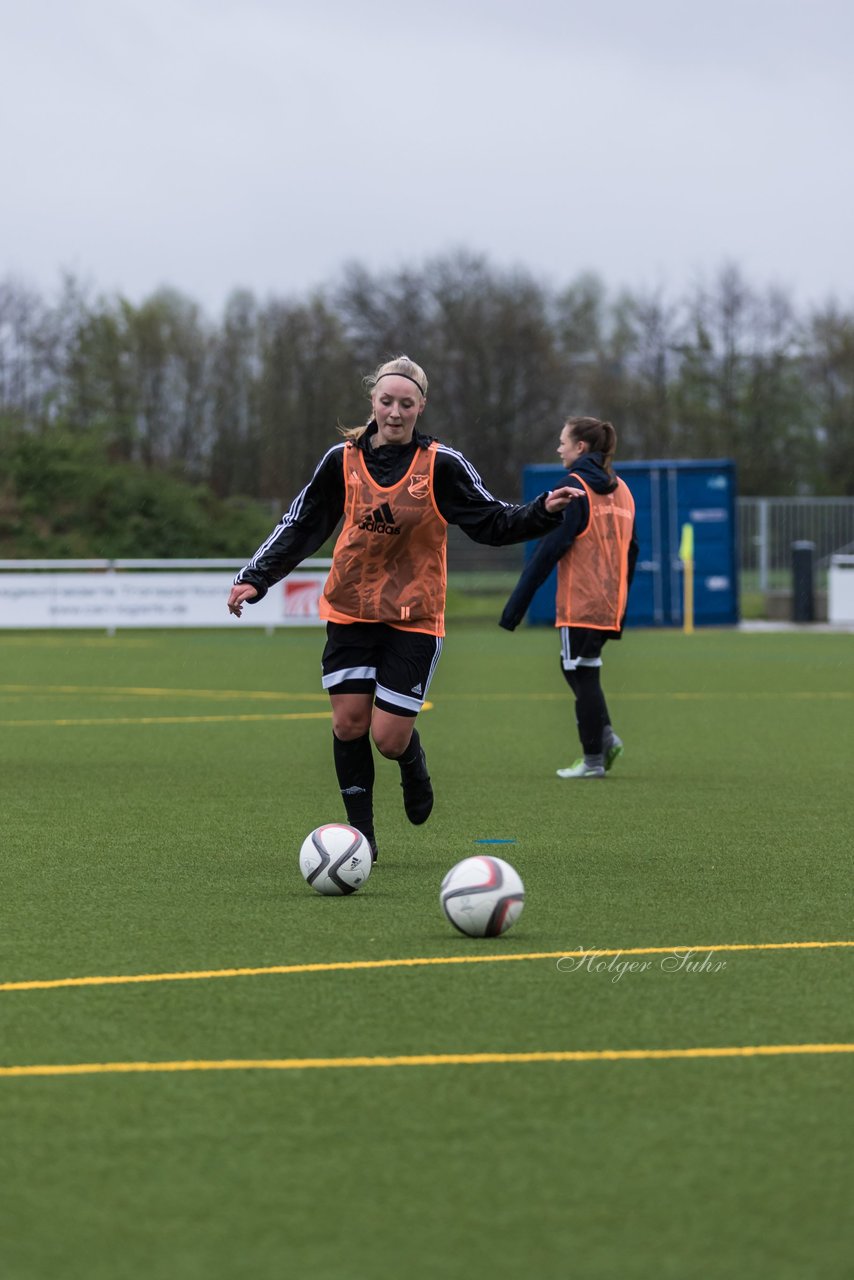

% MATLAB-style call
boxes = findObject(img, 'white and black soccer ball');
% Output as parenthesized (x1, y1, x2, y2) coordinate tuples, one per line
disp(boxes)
(440, 855, 525, 937)
(299, 824, 373, 896)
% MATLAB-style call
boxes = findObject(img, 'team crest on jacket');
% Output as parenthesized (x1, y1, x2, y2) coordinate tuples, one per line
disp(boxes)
(408, 473, 430, 499)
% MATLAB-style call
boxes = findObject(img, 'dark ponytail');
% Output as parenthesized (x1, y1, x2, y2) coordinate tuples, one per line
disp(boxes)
(566, 416, 617, 475)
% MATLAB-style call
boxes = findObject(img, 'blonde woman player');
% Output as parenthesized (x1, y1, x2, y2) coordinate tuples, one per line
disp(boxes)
(228, 355, 580, 859)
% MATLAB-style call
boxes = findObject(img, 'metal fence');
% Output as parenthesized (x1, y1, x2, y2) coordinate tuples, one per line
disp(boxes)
(738, 497, 854, 589)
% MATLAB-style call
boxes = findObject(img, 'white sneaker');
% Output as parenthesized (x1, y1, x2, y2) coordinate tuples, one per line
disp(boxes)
(556, 759, 606, 779)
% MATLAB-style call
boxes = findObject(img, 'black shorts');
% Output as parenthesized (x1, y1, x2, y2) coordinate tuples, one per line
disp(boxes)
(321, 622, 444, 717)
(559, 626, 611, 670)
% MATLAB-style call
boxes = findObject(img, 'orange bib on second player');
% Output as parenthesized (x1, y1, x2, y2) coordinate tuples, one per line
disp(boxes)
(319, 442, 448, 636)
(555, 474, 635, 630)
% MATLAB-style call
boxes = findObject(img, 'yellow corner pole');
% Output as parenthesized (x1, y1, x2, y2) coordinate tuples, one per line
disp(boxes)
(679, 523, 694, 634)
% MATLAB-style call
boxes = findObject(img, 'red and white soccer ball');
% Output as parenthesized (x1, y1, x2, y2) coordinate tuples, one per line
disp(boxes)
(299, 824, 373, 895)
(440, 855, 525, 937)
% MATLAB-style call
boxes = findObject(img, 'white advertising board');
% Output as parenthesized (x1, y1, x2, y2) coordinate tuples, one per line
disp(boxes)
(828, 556, 854, 624)
(0, 570, 329, 629)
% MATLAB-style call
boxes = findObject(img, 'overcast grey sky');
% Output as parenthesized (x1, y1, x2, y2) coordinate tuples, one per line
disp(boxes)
(3, 0, 852, 315)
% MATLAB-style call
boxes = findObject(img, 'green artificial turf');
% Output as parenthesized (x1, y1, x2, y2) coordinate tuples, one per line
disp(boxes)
(1, 625, 852, 1280)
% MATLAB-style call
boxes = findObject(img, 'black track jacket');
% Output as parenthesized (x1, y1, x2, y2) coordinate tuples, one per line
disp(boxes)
(235, 423, 563, 602)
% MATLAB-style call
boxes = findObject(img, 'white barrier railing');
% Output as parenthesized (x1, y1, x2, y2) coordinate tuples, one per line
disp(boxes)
(0, 560, 332, 631)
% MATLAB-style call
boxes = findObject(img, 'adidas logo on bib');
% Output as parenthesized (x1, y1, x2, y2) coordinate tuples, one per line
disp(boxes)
(358, 501, 400, 535)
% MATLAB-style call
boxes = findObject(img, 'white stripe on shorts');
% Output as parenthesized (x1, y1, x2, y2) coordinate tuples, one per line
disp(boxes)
(375, 683, 424, 714)
(322, 665, 378, 689)
(560, 627, 602, 671)
(425, 636, 443, 692)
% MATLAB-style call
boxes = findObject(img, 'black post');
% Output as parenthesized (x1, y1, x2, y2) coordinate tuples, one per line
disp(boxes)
(792, 540, 815, 623)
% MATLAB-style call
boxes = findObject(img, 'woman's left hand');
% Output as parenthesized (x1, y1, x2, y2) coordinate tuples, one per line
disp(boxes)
(545, 486, 585, 513)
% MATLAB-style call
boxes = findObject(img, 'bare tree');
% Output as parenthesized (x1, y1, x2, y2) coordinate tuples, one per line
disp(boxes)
(255, 294, 356, 504)
(806, 303, 854, 495)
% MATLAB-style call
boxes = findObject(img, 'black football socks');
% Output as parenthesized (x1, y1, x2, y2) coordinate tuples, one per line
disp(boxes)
(572, 665, 609, 756)
(332, 731, 377, 856)
(397, 728, 434, 825)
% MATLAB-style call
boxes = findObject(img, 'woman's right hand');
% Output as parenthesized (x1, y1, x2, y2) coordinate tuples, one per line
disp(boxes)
(227, 584, 258, 617)
(545, 486, 585, 513)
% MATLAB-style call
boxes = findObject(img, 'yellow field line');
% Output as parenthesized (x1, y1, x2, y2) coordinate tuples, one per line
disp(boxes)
(2, 712, 332, 727)
(439, 691, 854, 701)
(0, 684, 326, 701)
(2, 1043, 852, 1079)
(625, 691, 854, 701)
(0, 638, 153, 648)
(2, 940, 852, 994)
(0, 685, 434, 726)
(2, 685, 852, 704)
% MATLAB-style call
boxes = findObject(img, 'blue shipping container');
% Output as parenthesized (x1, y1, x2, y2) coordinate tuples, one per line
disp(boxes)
(522, 458, 739, 627)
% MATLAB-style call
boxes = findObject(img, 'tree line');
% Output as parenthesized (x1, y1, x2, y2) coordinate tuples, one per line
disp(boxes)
(2, 253, 854, 512)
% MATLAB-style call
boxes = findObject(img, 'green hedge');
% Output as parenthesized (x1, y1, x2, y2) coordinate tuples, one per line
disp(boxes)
(0, 423, 275, 558)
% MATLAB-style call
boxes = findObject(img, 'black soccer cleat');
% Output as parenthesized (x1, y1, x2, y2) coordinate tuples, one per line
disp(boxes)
(365, 832, 379, 863)
(400, 746, 433, 825)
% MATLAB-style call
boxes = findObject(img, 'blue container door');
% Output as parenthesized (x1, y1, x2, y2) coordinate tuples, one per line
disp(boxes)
(663, 463, 738, 626)
(614, 463, 664, 626)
